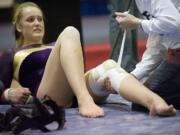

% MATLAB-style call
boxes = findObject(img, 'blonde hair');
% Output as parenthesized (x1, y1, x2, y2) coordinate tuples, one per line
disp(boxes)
(13, 2, 43, 47)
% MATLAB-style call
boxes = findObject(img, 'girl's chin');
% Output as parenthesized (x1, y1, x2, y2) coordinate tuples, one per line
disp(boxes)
(33, 33, 43, 37)
(32, 35, 43, 40)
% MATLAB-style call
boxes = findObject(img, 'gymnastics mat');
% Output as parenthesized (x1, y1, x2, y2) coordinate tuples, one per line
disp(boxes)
(0, 94, 180, 135)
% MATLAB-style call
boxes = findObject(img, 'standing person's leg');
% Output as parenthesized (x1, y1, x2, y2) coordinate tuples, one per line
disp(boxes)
(37, 26, 104, 118)
(85, 59, 176, 116)
(145, 60, 180, 107)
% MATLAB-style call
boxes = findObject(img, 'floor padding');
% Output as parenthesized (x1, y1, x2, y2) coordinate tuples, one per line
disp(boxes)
(0, 94, 179, 135)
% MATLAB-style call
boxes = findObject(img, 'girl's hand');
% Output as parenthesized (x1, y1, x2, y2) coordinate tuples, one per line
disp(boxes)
(4, 87, 31, 104)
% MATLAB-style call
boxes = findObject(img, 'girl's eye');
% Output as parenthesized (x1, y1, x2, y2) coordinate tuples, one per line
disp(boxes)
(27, 17, 35, 23)
(37, 16, 43, 22)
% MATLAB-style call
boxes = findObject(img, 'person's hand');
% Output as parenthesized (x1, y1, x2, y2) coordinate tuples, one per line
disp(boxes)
(115, 12, 141, 29)
(4, 87, 31, 104)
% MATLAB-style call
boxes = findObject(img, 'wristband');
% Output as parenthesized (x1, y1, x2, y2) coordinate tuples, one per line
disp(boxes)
(4, 88, 13, 102)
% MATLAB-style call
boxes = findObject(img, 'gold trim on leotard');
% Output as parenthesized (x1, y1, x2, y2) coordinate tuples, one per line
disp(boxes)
(13, 45, 53, 81)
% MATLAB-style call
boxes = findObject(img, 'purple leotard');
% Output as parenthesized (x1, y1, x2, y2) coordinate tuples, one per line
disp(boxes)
(0, 44, 53, 95)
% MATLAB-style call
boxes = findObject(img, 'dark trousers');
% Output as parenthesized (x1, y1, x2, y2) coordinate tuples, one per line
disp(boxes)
(132, 57, 180, 112)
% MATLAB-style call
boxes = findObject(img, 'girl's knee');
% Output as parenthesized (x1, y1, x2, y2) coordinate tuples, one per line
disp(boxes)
(60, 26, 80, 40)
(55, 26, 80, 49)
(102, 59, 117, 70)
(90, 59, 117, 80)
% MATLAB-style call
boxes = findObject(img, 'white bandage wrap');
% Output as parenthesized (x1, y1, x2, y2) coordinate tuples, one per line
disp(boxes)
(88, 69, 110, 97)
(94, 59, 117, 78)
(98, 67, 129, 94)
(88, 59, 128, 97)
(95, 64, 107, 77)
(88, 60, 117, 97)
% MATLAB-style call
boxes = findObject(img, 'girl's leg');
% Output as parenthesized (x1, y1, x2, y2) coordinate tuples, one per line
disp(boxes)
(86, 59, 176, 116)
(119, 74, 176, 116)
(37, 26, 104, 118)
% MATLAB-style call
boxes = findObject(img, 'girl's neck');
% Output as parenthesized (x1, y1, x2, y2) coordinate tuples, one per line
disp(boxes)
(22, 40, 43, 47)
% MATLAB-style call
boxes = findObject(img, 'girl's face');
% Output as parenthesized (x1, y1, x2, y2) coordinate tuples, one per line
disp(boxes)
(17, 6, 45, 45)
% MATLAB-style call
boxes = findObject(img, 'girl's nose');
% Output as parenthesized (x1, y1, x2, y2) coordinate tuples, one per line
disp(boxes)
(34, 18, 40, 25)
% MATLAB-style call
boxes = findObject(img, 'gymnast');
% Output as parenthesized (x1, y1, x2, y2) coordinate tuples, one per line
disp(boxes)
(0, 2, 176, 118)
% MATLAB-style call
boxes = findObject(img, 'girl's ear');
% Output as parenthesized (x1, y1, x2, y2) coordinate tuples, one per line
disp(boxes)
(16, 23, 22, 33)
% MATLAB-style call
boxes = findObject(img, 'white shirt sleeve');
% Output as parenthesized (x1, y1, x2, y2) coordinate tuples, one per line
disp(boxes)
(131, 34, 167, 82)
(140, 0, 180, 35)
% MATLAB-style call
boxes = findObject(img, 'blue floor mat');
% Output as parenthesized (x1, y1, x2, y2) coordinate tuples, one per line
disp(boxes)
(0, 94, 180, 135)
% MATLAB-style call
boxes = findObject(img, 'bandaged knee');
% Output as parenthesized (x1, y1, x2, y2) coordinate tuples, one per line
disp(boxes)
(88, 59, 117, 97)
(98, 67, 129, 94)
(92, 59, 117, 79)
(88, 59, 129, 97)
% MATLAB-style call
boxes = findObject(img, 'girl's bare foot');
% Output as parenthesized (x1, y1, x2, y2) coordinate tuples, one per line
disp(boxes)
(78, 97, 104, 118)
(149, 101, 177, 116)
